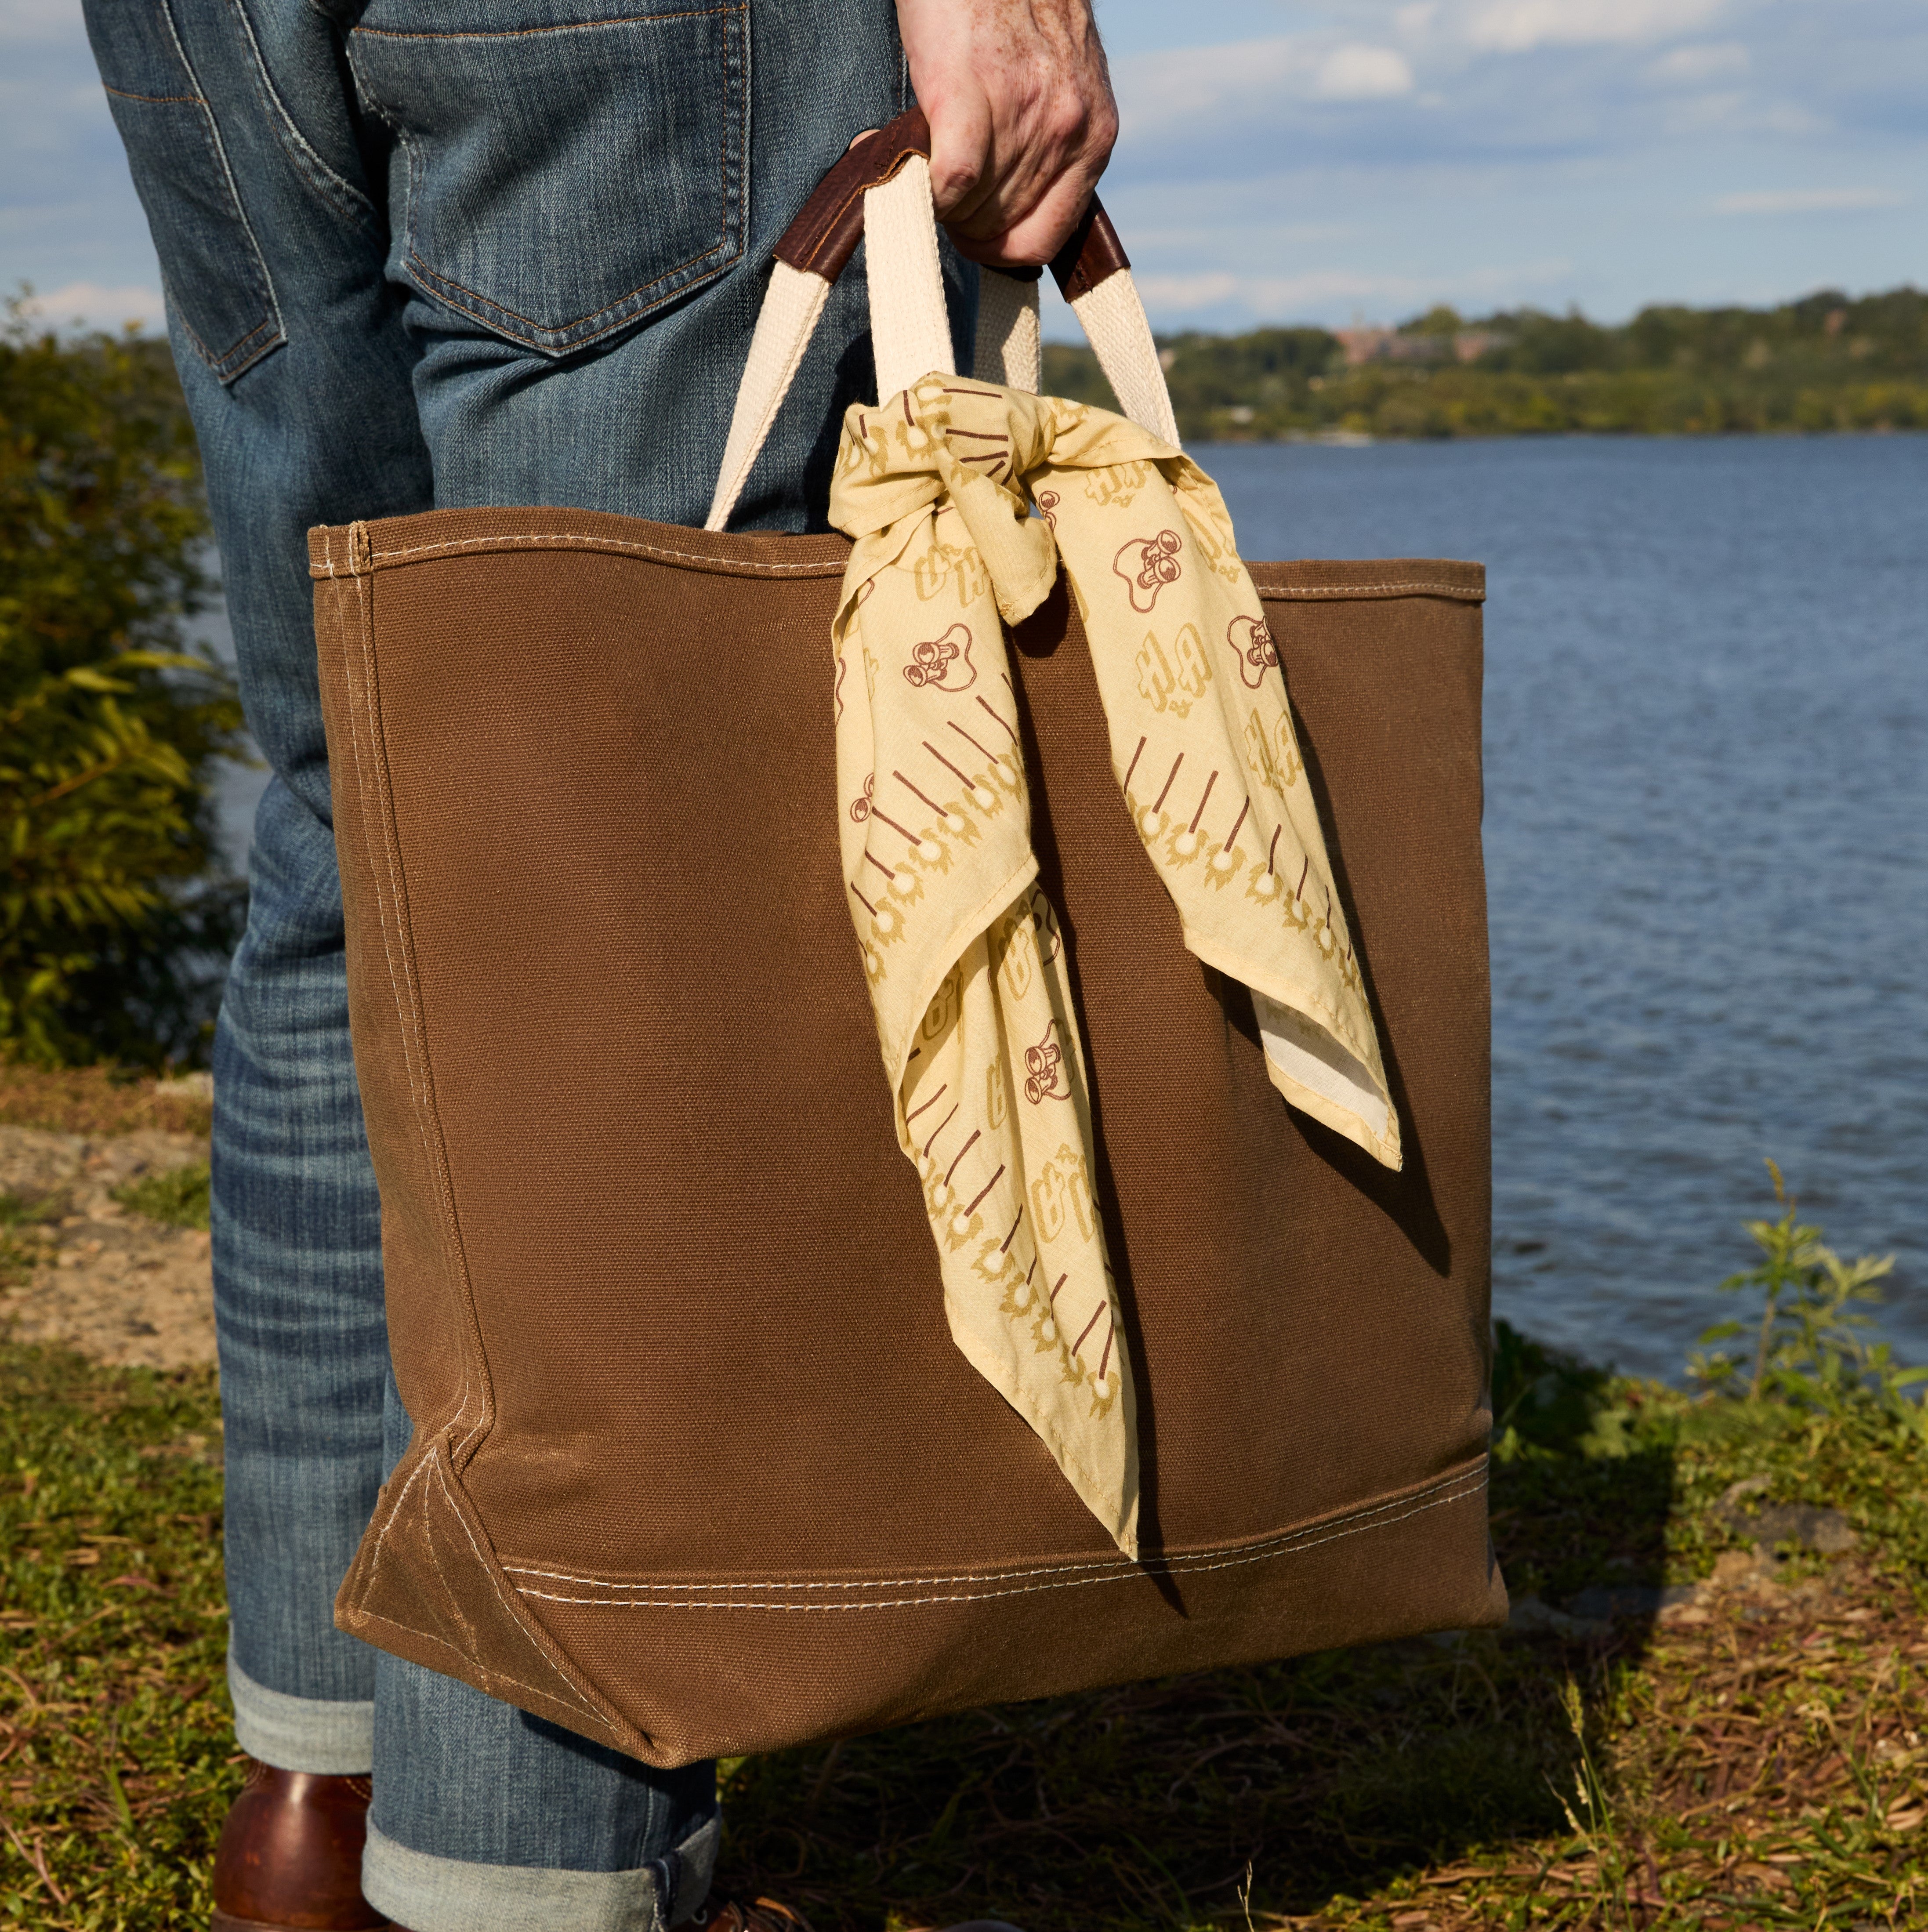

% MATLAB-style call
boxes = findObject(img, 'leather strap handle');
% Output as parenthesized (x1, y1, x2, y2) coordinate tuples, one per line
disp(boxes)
(772, 106, 1134, 306)
(774, 109, 932, 283)
(1049, 201, 1131, 302)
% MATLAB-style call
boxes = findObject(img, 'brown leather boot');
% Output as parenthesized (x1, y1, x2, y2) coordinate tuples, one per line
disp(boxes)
(687, 1905, 815, 1932)
(210, 1758, 389, 1931)
(903, 1922, 1026, 1931)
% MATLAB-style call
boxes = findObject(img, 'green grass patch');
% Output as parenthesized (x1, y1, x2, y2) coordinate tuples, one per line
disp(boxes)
(112, 1159, 210, 1232)
(9, 1330, 1920, 1929)
(0, 1189, 64, 1294)
(0, 1343, 232, 1929)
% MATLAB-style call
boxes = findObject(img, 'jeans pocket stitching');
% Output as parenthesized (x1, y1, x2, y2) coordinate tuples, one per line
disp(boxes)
(349, 2, 747, 355)
(401, 232, 739, 344)
(130, 0, 289, 381)
(349, 2, 741, 43)
(103, 83, 202, 104)
(224, 0, 381, 232)
(188, 308, 283, 374)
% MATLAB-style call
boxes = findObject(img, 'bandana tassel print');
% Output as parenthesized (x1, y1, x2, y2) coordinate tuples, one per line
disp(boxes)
(830, 377, 1402, 1556)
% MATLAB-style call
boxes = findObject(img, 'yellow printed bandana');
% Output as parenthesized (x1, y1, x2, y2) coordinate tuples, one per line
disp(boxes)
(829, 377, 1401, 1555)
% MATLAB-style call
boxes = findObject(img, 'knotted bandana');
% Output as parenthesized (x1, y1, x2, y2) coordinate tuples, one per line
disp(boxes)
(829, 377, 1401, 1555)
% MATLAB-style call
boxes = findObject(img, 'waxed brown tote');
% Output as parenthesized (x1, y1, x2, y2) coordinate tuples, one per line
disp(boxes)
(312, 123, 1504, 1768)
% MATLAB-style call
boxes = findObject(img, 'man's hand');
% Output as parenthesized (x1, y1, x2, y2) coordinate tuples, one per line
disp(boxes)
(895, 0, 1118, 268)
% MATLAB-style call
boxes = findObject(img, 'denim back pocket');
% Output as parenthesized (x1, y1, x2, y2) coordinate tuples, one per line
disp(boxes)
(349, 0, 749, 357)
(82, 0, 285, 382)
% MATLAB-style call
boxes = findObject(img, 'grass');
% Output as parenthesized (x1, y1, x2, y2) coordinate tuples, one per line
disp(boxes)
(0, 1345, 229, 1930)
(110, 1162, 210, 1233)
(0, 1063, 211, 1138)
(2, 1157, 1924, 1928)
(1, 1189, 65, 1283)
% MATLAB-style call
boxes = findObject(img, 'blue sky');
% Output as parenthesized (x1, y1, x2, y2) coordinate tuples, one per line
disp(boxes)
(4, 0, 1924, 338)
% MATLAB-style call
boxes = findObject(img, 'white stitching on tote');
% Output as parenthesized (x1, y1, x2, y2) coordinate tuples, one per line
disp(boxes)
(311, 529, 849, 578)
(356, 1453, 436, 1618)
(1248, 577, 1484, 601)
(353, 1455, 604, 1721)
(507, 1468, 1489, 1612)
(500, 1465, 1484, 1594)
(352, 1606, 617, 1719)
(430, 1454, 602, 1718)
(314, 539, 1479, 595)
(342, 576, 472, 1432)
(342, 574, 489, 1438)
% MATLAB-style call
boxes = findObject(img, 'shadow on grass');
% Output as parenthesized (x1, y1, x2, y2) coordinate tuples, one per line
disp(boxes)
(716, 1328, 1679, 1930)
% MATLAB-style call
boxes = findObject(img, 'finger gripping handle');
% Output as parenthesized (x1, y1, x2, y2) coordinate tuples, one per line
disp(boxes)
(772, 107, 1131, 301)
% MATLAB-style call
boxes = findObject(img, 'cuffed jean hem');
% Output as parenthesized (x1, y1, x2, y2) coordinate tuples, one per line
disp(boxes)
(229, 1646, 375, 1774)
(362, 1813, 721, 1932)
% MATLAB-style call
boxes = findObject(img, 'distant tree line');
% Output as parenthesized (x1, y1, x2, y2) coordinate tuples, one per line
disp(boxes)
(0, 301, 243, 1068)
(1045, 286, 1928, 441)
(2, 279, 1920, 1067)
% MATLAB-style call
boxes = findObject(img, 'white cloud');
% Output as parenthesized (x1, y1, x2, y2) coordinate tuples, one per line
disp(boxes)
(1713, 187, 1907, 214)
(1660, 91, 1819, 138)
(1464, 0, 1726, 53)
(1134, 271, 1245, 310)
(1114, 36, 1311, 138)
(17, 280, 165, 331)
(1316, 44, 1416, 100)
(1649, 42, 1750, 85)
(1115, 32, 1421, 137)
(1131, 257, 1574, 321)
(1124, 221, 1355, 250)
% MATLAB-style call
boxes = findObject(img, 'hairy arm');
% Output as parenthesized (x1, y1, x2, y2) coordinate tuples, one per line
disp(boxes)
(895, 0, 1118, 267)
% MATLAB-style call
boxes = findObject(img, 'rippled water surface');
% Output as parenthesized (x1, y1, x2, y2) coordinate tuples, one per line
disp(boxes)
(1207, 435, 1928, 1378)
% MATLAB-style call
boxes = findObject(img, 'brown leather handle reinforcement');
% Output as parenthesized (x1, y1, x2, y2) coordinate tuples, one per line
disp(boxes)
(1048, 200, 1130, 301)
(772, 106, 1129, 301)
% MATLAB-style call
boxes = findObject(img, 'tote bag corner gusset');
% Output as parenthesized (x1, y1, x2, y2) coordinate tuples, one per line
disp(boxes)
(311, 118, 1502, 1770)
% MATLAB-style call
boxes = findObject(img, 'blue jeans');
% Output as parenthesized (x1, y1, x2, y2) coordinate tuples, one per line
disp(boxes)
(79, 3, 975, 1925)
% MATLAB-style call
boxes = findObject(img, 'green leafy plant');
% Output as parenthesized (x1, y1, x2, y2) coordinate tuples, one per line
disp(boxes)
(1690, 1160, 1925, 1431)
(1490, 1320, 1645, 1462)
(0, 296, 246, 1067)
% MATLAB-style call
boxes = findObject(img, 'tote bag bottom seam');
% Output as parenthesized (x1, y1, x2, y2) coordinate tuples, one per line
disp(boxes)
(496, 1458, 1491, 1611)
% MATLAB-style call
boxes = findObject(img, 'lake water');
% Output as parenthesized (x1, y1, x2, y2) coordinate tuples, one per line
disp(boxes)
(215, 434, 1927, 1381)
(1207, 434, 1928, 1380)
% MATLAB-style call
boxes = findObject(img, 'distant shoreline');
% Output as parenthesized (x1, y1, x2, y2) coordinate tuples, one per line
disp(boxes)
(1044, 285, 1928, 445)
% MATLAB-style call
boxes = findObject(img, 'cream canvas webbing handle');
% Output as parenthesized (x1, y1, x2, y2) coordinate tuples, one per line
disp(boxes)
(706, 108, 1180, 533)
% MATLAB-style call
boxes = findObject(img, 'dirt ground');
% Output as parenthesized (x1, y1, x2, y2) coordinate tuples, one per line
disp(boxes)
(0, 1123, 215, 1370)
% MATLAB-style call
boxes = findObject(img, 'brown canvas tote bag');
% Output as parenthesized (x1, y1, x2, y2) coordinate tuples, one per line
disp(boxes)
(311, 116, 1505, 1769)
